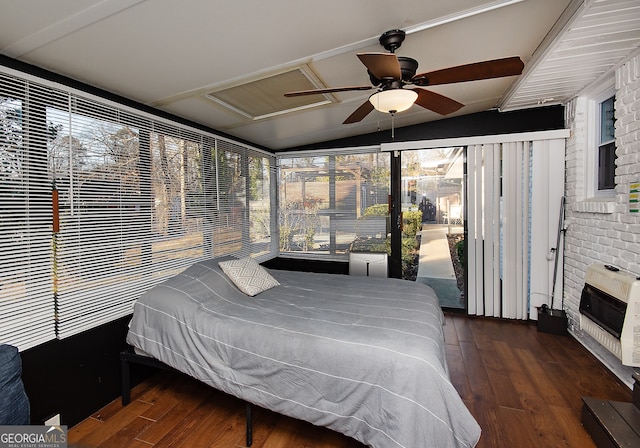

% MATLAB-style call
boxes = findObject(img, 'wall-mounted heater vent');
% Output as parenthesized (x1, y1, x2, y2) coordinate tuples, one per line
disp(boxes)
(579, 264, 640, 367)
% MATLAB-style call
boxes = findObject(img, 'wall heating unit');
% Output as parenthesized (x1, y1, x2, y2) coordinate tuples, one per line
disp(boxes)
(579, 264, 640, 368)
(580, 265, 640, 448)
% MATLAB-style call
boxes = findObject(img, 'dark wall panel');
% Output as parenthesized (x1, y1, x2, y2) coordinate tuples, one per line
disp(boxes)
(285, 106, 565, 151)
(20, 315, 152, 427)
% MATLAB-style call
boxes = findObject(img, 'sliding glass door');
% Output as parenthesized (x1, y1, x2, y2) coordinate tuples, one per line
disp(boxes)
(400, 147, 465, 309)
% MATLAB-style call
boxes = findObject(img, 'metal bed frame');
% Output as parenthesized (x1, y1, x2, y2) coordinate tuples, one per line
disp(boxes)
(120, 347, 253, 446)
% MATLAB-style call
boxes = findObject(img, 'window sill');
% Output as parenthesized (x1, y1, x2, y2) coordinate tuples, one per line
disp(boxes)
(574, 199, 616, 214)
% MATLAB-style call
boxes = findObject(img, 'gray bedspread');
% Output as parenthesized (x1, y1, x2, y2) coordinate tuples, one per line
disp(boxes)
(126, 257, 481, 448)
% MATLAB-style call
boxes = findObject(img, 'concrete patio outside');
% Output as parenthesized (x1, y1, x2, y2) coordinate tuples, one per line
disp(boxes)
(416, 224, 465, 309)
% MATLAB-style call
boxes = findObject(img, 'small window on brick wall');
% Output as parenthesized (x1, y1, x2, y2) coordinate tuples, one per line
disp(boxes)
(597, 95, 616, 191)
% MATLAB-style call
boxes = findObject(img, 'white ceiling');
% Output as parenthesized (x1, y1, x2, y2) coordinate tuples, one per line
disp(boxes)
(1, 0, 639, 151)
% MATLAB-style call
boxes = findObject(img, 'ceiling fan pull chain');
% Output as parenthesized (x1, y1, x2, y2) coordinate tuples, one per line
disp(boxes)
(391, 112, 395, 141)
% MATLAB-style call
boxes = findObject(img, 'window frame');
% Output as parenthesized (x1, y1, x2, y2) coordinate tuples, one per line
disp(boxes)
(0, 77, 57, 350)
(0, 66, 278, 349)
(586, 83, 617, 199)
(276, 146, 390, 262)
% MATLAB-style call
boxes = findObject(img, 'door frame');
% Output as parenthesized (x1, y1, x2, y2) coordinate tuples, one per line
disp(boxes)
(383, 129, 570, 319)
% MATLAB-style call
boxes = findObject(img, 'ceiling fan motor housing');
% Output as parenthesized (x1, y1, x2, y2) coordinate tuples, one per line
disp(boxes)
(398, 57, 419, 81)
(368, 56, 418, 86)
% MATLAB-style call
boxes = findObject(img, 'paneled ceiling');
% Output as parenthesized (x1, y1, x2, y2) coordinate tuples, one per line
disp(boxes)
(1, 0, 639, 150)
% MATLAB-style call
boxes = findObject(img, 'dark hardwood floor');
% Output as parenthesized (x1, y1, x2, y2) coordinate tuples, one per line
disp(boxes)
(68, 314, 632, 447)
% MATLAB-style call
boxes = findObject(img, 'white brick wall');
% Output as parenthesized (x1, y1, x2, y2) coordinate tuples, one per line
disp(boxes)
(563, 53, 640, 384)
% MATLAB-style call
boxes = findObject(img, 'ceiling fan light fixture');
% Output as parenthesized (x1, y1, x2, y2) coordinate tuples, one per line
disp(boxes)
(369, 89, 418, 114)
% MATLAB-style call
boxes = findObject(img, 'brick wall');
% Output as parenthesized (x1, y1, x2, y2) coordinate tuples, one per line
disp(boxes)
(563, 53, 640, 384)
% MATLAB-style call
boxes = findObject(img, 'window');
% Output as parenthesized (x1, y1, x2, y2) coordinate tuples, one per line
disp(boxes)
(0, 78, 55, 350)
(0, 68, 277, 349)
(278, 150, 390, 260)
(248, 154, 273, 258)
(587, 86, 617, 198)
(597, 95, 616, 191)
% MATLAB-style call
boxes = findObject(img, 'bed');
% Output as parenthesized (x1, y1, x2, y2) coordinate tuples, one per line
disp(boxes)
(125, 256, 481, 448)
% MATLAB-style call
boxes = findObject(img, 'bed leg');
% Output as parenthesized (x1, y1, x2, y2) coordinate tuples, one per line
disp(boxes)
(245, 402, 252, 447)
(121, 353, 131, 406)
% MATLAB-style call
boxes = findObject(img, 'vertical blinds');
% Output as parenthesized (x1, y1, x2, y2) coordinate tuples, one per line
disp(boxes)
(466, 138, 566, 320)
(0, 69, 277, 349)
(467, 142, 530, 319)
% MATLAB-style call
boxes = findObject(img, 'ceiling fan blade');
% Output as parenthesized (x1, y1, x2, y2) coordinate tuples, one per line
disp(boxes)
(284, 86, 372, 97)
(412, 88, 464, 115)
(357, 53, 402, 80)
(343, 100, 375, 124)
(412, 56, 524, 86)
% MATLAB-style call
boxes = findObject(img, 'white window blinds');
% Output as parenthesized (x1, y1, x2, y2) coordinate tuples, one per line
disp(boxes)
(0, 76, 56, 350)
(0, 68, 277, 347)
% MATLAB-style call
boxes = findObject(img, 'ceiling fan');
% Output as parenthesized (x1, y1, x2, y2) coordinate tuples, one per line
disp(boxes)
(284, 29, 525, 124)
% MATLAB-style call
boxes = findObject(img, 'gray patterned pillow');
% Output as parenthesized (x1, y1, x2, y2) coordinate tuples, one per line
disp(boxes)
(218, 257, 280, 296)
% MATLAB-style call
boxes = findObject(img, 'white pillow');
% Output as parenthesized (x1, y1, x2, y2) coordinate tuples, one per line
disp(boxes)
(218, 257, 280, 296)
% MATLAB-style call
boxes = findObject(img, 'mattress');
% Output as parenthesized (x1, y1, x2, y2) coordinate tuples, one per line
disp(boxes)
(126, 257, 480, 448)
